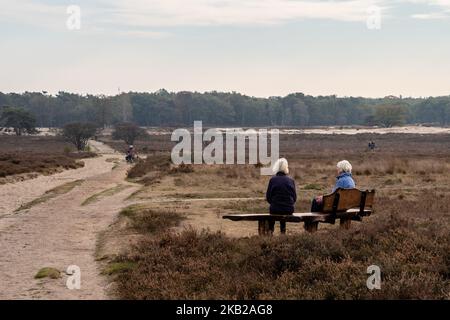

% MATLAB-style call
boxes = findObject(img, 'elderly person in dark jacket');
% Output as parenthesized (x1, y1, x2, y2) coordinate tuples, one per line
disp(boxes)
(266, 158, 297, 215)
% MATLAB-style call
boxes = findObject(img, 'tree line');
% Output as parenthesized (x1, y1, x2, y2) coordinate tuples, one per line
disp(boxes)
(1, 90, 450, 128)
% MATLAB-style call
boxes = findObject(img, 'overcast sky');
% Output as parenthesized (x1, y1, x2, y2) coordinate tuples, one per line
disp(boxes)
(1, 0, 449, 98)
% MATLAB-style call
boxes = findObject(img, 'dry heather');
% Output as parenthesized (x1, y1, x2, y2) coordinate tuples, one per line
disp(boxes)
(0, 136, 95, 179)
(102, 133, 450, 300)
(110, 198, 449, 299)
(127, 155, 172, 180)
(99, 135, 174, 154)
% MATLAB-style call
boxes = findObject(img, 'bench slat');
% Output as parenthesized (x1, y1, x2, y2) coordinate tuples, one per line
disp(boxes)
(223, 212, 331, 223)
(222, 209, 372, 223)
(223, 214, 304, 222)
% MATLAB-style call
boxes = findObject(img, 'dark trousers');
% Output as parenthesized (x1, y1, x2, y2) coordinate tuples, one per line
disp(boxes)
(269, 210, 293, 234)
(268, 220, 287, 234)
(311, 198, 324, 212)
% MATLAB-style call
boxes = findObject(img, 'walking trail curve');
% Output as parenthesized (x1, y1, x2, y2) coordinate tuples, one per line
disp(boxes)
(0, 140, 140, 299)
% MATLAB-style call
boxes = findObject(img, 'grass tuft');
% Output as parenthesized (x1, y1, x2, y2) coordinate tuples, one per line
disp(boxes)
(119, 205, 185, 234)
(35, 267, 61, 279)
(16, 180, 84, 211)
(303, 183, 323, 190)
(102, 262, 137, 276)
(82, 184, 132, 206)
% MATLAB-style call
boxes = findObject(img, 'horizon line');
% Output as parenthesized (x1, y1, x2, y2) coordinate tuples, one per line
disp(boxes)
(1, 89, 450, 100)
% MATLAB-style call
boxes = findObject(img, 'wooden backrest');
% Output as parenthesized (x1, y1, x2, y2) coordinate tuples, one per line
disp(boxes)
(322, 189, 375, 214)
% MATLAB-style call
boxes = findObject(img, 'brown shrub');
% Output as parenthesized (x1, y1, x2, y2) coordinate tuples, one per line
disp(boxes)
(127, 155, 171, 179)
(120, 206, 185, 234)
(0, 136, 96, 178)
(115, 217, 448, 299)
(170, 164, 194, 174)
(0, 152, 93, 178)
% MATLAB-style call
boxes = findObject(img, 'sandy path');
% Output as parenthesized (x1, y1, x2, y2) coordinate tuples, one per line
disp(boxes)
(0, 140, 139, 299)
(0, 141, 121, 217)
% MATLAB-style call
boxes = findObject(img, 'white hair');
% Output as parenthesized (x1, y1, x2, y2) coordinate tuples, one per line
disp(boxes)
(337, 160, 352, 173)
(272, 158, 289, 175)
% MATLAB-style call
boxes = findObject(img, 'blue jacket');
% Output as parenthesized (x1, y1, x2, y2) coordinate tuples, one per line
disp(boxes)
(333, 172, 356, 192)
(266, 172, 297, 214)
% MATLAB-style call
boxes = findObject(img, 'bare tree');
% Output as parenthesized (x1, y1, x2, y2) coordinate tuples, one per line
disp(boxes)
(62, 122, 97, 151)
(112, 122, 148, 145)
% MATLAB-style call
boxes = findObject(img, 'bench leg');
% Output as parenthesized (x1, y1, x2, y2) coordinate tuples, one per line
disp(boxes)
(304, 221, 318, 233)
(340, 218, 351, 230)
(280, 221, 286, 234)
(269, 221, 275, 234)
(258, 220, 265, 235)
(258, 220, 273, 236)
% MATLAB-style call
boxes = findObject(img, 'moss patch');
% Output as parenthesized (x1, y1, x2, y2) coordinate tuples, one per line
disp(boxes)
(102, 262, 137, 276)
(35, 267, 61, 279)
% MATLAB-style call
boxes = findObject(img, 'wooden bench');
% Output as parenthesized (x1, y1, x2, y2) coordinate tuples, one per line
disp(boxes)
(223, 188, 375, 235)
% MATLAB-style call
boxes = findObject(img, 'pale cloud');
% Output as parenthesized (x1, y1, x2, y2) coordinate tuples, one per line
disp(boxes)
(400, 0, 450, 11)
(0, 0, 448, 37)
(418, 0, 450, 8)
(411, 12, 448, 18)
(1, 0, 387, 30)
(403, 0, 450, 20)
(100, 0, 385, 27)
(115, 30, 171, 38)
(0, 1, 65, 28)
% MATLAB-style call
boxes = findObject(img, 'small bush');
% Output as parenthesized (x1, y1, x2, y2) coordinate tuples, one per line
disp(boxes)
(102, 261, 137, 276)
(170, 164, 194, 174)
(120, 206, 185, 234)
(35, 267, 60, 279)
(127, 155, 171, 179)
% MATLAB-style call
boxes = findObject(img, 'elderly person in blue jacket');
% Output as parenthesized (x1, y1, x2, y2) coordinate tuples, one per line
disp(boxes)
(311, 160, 356, 212)
(266, 158, 297, 215)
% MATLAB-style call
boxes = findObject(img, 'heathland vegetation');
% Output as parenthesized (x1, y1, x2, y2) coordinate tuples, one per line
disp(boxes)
(1, 93, 449, 299)
(96, 133, 450, 299)
(0, 136, 95, 181)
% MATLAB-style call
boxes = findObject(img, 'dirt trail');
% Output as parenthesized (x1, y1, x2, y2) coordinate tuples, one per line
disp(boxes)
(0, 140, 139, 299)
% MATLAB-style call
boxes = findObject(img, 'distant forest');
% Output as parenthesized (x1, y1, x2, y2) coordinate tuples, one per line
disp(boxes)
(1, 90, 449, 128)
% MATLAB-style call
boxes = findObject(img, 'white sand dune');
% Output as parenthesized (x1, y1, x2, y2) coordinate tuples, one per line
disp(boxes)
(146, 125, 450, 136)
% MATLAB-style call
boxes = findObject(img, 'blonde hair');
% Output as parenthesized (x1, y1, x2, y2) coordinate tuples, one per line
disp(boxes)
(272, 158, 289, 175)
(337, 160, 352, 173)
